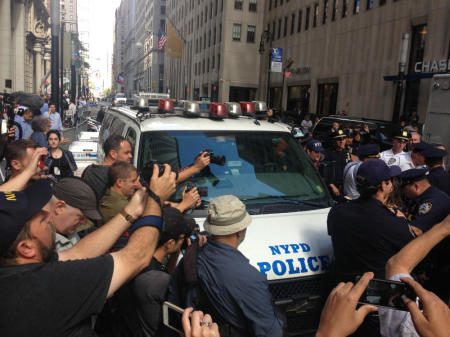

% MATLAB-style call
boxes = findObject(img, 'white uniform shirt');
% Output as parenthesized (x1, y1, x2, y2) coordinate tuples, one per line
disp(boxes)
(380, 149, 414, 172)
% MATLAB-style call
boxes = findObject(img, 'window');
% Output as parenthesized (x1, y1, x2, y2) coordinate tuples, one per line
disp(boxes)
(202, 59, 205, 73)
(272, 21, 276, 36)
(298, 10, 302, 32)
(367, 0, 373, 9)
(291, 13, 295, 34)
(379, 0, 386, 5)
(204, 32, 206, 48)
(313, 3, 319, 27)
(332, 0, 338, 21)
(234, 0, 243, 10)
(305, 7, 310, 30)
(323, 0, 329, 24)
(247, 25, 256, 43)
(249, 0, 257, 11)
(212, 55, 215, 69)
(342, 0, 349, 17)
(161, 20, 165, 30)
(274, 0, 277, 8)
(353, 0, 360, 14)
(195, 63, 197, 75)
(277, 18, 281, 39)
(213, 27, 216, 44)
(125, 128, 137, 154)
(219, 23, 222, 42)
(215, 0, 218, 15)
(218, 53, 220, 70)
(269, 0, 272, 10)
(207, 58, 209, 72)
(232, 24, 242, 41)
(205, 6, 208, 22)
(283, 16, 288, 37)
(208, 30, 211, 47)
(161, 6, 165, 14)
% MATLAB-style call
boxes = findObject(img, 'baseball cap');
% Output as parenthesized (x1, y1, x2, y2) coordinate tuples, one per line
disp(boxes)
(0, 180, 53, 255)
(357, 159, 401, 186)
(306, 139, 325, 153)
(52, 177, 102, 220)
(160, 207, 198, 244)
(357, 144, 380, 159)
(399, 168, 428, 186)
(204, 195, 252, 236)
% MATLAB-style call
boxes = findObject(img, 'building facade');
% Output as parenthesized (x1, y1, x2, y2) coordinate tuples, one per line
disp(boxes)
(262, 0, 450, 121)
(165, 0, 265, 102)
(0, 0, 51, 94)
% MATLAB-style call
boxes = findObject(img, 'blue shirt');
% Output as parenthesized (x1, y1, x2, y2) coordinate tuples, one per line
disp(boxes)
(408, 185, 450, 232)
(197, 240, 283, 337)
(30, 132, 48, 148)
(14, 115, 32, 140)
(40, 103, 49, 115)
(49, 112, 63, 131)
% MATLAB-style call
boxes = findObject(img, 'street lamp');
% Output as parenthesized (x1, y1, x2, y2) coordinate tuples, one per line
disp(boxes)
(259, 30, 273, 106)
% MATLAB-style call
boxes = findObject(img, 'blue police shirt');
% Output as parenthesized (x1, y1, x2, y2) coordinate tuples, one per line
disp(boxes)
(427, 167, 450, 197)
(409, 185, 450, 232)
(14, 115, 32, 140)
(197, 240, 283, 337)
(328, 198, 414, 279)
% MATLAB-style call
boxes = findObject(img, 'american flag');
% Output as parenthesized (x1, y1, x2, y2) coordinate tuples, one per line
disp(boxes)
(157, 30, 167, 53)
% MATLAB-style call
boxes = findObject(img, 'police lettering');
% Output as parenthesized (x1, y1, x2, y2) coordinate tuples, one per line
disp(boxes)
(268, 243, 311, 255)
(256, 255, 331, 277)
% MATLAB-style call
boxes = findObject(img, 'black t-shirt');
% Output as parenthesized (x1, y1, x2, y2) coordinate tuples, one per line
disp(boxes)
(49, 153, 72, 178)
(324, 148, 349, 188)
(0, 255, 114, 337)
(328, 198, 414, 280)
(83, 165, 110, 201)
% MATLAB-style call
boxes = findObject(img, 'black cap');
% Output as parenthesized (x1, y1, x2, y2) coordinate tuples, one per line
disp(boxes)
(422, 147, 447, 159)
(344, 129, 354, 138)
(357, 144, 380, 159)
(160, 207, 198, 243)
(393, 130, 410, 142)
(399, 168, 428, 186)
(0, 180, 53, 255)
(357, 159, 401, 186)
(330, 129, 347, 140)
(412, 142, 432, 153)
(52, 177, 102, 220)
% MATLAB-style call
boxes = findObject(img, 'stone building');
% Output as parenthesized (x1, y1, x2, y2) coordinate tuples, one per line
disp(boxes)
(262, 0, 450, 121)
(0, 0, 51, 94)
(165, 0, 265, 102)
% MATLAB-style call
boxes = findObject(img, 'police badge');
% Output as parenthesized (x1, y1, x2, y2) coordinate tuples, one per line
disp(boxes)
(418, 202, 432, 215)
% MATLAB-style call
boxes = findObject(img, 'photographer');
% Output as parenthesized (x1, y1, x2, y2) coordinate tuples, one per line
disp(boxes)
(14, 106, 33, 140)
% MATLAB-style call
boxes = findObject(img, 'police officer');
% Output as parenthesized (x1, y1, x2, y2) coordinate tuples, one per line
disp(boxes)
(407, 141, 431, 169)
(343, 143, 380, 200)
(380, 130, 413, 171)
(305, 138, 325, 170)
(344, 129, 357, 161)
(328, 159, 414, 281)
(423, 147, 450, 197)
(324, 130, 349, 199)
(400, 168, 450, 233)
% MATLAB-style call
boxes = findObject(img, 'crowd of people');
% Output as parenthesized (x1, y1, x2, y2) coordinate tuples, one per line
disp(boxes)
(0, 95, 449, 337)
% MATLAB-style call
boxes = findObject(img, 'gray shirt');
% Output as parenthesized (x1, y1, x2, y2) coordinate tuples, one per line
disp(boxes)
(55, 232, 80, 252)
(343, 161, 362, 200)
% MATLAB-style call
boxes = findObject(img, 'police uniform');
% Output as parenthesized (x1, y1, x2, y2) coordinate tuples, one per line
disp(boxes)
(400, 168, 450, 232)
(423, 147, 450, 197)
(380, 130, 413, 171)
(324, 130, 349, 195)
(328, 159, 414, 280)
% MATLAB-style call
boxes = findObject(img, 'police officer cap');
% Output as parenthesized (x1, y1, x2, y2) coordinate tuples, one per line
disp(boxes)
(422, 147, 447, 159)
(357, 159, 401, 186)
(393, 130, 410, 142)
(306, 139, 325, 153)
(330, 129, 347, 140)
(344, 129, 354, 138)
(412, 142, 432, 153)
(357, 144, 380, 159)
(399, 168, 428, 186)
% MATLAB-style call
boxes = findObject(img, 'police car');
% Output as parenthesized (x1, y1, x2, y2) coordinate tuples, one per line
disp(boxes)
(97, 99, 334, 334)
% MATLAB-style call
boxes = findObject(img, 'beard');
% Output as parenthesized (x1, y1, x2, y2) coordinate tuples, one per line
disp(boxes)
(33, 227, 57, 263)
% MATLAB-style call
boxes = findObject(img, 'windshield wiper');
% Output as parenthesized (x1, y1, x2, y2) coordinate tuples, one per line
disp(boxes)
(242, 195, 327, 208)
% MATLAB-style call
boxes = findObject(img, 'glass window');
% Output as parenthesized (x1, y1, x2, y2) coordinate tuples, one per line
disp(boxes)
(139, 131, 329, 210)
(332, 0, 338, 21)
(313, 3, 319, 27)
(291, 13, 295, 34)
(234, 0, 243, 10)
(249, 0, 257, 11)
(298, 10, 302, 32)
(305, 7, 310, 30)
(232, 24, 242, 41)
(247, 25, 256, 43)
(353, 0, 360, 14)
(342, 0, 349, 17)
(317, 83, 339, 116)
(379, 0, 386, 5)
(125, 128, 137, 156)
(278, 18, 282, 39)
(323, 0, 329, 24)
(110, 118, 126, 136)
(269, 0, 272, 10)
(283, 16, 288, 37)
(367, 0, 373, 9)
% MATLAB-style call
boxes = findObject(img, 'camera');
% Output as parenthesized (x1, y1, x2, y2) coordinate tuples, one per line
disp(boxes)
(185, 182, 208, 197)
(203, 149, 226, 166)
(140, 160, 179, 186)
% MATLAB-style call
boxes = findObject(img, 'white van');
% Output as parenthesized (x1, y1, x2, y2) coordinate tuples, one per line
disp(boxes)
(98, 105, 334, 334)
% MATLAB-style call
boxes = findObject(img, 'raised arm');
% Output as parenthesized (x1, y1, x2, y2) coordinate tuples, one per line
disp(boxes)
(177, 151, 211, 183)
(107, 164, 176, 298)
(386, 214, 450, 278)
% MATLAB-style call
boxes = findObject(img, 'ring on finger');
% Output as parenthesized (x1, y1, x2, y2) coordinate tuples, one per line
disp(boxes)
(200, 321, 212, 327)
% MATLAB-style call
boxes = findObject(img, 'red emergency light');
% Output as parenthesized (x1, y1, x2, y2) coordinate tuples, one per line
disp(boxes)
(158, 99, 174, 113)
(209, 103, 227, 119)
(239, 101, 255, 116)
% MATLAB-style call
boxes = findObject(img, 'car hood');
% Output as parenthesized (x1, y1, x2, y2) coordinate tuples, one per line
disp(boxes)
(195, 208, 333, 281)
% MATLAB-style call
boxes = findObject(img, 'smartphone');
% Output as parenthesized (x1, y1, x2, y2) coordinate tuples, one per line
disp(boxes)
(356, 276, 416, 311)
(162, 301, 185, 335)
(38, 155, 46, 169)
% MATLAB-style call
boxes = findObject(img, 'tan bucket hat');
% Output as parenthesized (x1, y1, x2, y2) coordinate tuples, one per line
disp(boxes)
(203, 195, 252, 235)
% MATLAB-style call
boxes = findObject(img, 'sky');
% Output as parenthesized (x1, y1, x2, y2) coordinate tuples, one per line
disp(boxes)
(78, 0, 121, 95)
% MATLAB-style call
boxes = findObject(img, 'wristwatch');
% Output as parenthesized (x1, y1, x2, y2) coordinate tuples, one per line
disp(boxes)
(120, 209, 136, 223)
(147, 188, 162, 208)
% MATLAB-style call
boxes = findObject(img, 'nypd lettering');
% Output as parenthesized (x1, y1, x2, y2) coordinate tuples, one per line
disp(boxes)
(256, 243, 332, 277)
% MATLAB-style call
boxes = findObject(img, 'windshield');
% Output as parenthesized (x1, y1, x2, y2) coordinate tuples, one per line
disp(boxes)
(139, 131, 330, 211)
(116, 94, 125, 98)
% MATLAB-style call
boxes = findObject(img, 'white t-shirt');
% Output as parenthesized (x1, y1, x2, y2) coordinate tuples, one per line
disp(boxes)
(379, 274, 419, 337)
(380, 149, 414, 172)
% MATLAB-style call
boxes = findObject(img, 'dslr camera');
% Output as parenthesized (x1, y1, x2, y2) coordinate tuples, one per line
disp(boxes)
(202, 149, 226, 166)
(140, 160, 179, 187)
(185, 181, 208, 197)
